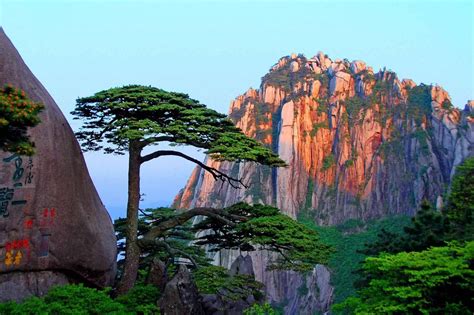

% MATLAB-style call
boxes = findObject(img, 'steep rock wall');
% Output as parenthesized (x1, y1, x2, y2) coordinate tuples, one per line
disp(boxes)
(174, 52, 473, 313)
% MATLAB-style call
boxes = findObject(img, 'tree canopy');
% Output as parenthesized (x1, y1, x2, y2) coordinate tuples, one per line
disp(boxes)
(0, 84, 44, 155)
(335, 241, 474, 314)
(116, 203, 331, 273)
(71, 85, 285, 167)
(445, 157, 474, 241)
(115, 203, 332, 307)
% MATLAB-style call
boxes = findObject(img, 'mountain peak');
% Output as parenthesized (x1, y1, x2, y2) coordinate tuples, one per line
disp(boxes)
(177, 52, 473, 315)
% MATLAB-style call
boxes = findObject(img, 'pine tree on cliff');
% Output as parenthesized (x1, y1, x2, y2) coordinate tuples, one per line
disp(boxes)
(0, 85, 44, 155)
(445, 157, 474, 241)
(71, 85, 291, 294)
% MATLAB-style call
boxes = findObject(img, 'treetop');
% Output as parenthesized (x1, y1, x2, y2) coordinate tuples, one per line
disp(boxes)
(72, 85, 286, 167)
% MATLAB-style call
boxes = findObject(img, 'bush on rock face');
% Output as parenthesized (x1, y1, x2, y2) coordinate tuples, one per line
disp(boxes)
(0, 84, 44, 155)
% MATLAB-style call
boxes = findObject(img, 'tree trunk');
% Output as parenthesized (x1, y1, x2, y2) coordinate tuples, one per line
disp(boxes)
(116, 141, 142, 295)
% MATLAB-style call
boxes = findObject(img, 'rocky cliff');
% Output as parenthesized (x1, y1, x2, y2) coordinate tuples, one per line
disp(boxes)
(0, 28, 117, 301)
(173, 52, 473, 313)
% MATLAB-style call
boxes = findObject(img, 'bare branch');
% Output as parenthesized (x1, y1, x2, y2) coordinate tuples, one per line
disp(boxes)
(140, 149, 248, 189)
(154, 240, 197, 267)
(138, 208, 155, 220)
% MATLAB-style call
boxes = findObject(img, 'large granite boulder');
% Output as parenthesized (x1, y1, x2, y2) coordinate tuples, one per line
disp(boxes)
(0, 28, 116, 301)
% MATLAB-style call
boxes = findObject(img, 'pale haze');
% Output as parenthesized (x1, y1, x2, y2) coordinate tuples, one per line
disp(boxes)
(0, 0, 472, 219)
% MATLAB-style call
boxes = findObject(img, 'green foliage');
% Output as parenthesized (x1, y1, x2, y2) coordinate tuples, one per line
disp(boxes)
(298, 215, 411, 304)
(244, 303, 280, 315)
(115, 284, 161, 314)
(323, 217, 410, 303)
(362, 158, 474, 257)
(0, 84, 44, 155)
(315, 97, 329, 115)
(117, 202, 331, 284)
(262, 56, 328, 94)
(344, 159, 354, 168)
(72, 85, 285, 166)
(362, 201, 449, 256)
(193, 265, 264, 301)
(360, 70, 375, 83)
(0, 284, 160, 314)
(0, 284, 127, 315)
(334, 242, 474, 314)
(406, 84, 432, 125)
(310, 121, 329, 137)
(445, 157, 474, 241)
(335, 158, 474, 314)
(312, 73, 329, 88)
(371, 80, 391, 99)
(262, 63, 293, 92)
(344, 95, 369, 125)
(304, 178, 314, 211)
(321, 154, 336, 171)
(194, 203, 332, 272)
(441, 99, 454, 110)
(115, 207, 210, 273)
(411, 129, 430, 156)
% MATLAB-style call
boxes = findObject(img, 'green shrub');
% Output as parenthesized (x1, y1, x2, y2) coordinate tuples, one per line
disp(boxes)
(344, 96, 367, 125)
(0, 84, 44, 155)
(334, 242, 474, 314)
(244, 303, 280, 315)
(298, 215, 411, 304)
(344, 159, 354, 168)
(0, 284, 160, 315)
(315, 98, 329, 115)
(441, 99, 454, 110)
(115, 284, 161, 314)
(321, 154, 336, 171)
(406, 84, 432, 125)
(310, 121, 329, 137)
(193, 265, 264, 301)
(411, 130, 430, 156)
(0, 284, 126, 315)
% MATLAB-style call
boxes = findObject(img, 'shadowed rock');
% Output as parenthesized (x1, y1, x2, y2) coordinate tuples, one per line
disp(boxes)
(145, 258, 168, 290)
(159, 265, 204, 315)
(0, 28, 116, 301)
(202, 254, 259, 315)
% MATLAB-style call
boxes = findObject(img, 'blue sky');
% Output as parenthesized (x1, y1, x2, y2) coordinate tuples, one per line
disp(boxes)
(0, 0, 472, 219)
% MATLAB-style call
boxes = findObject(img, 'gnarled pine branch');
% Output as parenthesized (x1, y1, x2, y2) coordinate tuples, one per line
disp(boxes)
(140, 150, 248, 189)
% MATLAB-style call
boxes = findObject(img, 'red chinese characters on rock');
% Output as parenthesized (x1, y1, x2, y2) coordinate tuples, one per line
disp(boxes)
(3, 239, 30, 268)
(24, 218, 34, 229)
(40, 208, 56, 227)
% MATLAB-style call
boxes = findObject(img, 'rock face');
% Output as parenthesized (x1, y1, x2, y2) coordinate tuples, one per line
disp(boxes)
(159, 265, 204, 315)
(175, 53, 473, 313)
(202, 255, 259, 315)
(0, 28, 116, 301)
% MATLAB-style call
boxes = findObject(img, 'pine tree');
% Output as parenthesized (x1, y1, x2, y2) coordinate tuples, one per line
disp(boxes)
(72, 85, 290, 294)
